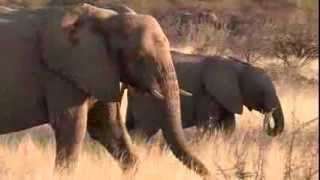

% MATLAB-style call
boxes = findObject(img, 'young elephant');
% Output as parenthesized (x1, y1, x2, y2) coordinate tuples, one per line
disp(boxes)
(126, 51, 285, 138)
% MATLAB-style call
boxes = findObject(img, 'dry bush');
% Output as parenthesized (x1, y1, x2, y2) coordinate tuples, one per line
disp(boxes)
(269, 23, 318, 69)
(148, 0, 319, 70)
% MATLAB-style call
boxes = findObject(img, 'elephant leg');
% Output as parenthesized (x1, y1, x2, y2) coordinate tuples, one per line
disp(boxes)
(206, 102, 236, 135)
(194, 95, 211, 134)
(129, 121, 160, 143)
(220, 111, 236, 135)
(195, 96, 228, 136)
(125, 100, 160, 142)
(50, 105, 88, 172)
(45, 78, 89, 173)
(195, 98, 236, 136)
(144, 127, 162, 144)
(216, 110, 236, 135)
(87, 101, 138, 170)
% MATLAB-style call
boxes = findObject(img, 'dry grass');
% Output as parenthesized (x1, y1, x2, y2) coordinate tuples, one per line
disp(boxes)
(0, 71, 318, 180)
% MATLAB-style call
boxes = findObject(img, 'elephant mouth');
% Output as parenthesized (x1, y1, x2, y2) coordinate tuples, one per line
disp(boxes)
(120, 74, 192, 100)
(120, 79, 163, 99)
(124, 82, 192, 100)
(127, 86, 193, 100)
(131, 86, 164, 100)
(119, 77, 152, 95)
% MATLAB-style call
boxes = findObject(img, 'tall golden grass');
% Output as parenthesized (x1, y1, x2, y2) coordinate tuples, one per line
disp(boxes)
(0, 70, 318, 180)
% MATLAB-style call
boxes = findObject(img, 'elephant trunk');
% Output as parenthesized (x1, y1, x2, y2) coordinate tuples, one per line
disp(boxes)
(157, 59, 210, 177)
(264, 97, 284, 136)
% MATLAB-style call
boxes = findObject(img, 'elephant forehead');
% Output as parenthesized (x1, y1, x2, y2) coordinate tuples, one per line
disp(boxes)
(119, 14, 158, 27)
(124, 15, 166, 37)
(106, 14, 168, 45)
(141, 16, 162, 29)
(144, 17, 168, 41)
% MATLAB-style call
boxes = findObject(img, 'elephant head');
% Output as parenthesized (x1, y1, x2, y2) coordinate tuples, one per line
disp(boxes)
(41, 3, 209, 177)
(240, 65, 284, 136)
(103, 3, 137, 14)
(261, 85, 284, 136)
(202, 56, 284, 136)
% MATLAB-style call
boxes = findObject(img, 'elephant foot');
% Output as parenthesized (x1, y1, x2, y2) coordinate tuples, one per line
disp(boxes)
(119, 150, 139, 171)
(203, 174, 214, 180)
(103, 139, 139, 173)
(54, 165, 74, 175)
(192, 161, 211, 178)
(204, 111, 236, 137)
(54, 155, 79, 175)
(115, 150, 139, 178)
(51, 110, 87, 176)
(175, 152, 211, 178)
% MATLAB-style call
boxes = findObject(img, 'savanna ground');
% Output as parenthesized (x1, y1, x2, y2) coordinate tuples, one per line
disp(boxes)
(0, 0, 319, 179)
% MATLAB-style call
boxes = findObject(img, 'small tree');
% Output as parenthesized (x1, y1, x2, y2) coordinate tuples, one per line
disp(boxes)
(226, 32, 264, 64)
(271, 23, 318, 68)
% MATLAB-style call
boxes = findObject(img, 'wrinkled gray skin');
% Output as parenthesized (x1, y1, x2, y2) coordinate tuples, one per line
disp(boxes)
(0, 4, 210, 177)
(126, 51, 284, 138)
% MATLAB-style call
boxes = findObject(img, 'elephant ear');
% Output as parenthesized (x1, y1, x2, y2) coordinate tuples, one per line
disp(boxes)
(202, 57, 243, 114)
(42, 8, 120, 102)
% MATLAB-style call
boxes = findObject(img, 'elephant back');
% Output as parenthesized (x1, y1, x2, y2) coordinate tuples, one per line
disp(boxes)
(0, 8, 47, 40)
(171, 50, 205, 94)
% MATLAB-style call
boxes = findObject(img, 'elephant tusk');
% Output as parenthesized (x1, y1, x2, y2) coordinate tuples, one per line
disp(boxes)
(151, 89, 165, 100)
(263, 108, 276, 135)
(179, 89, 193, 96)
(118, 83, 127, 104)
(263, 112, 272, 131)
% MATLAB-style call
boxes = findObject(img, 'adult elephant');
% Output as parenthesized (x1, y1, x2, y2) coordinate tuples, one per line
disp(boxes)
(0, 4, 210, 177)
(126, 51, 285, 138)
